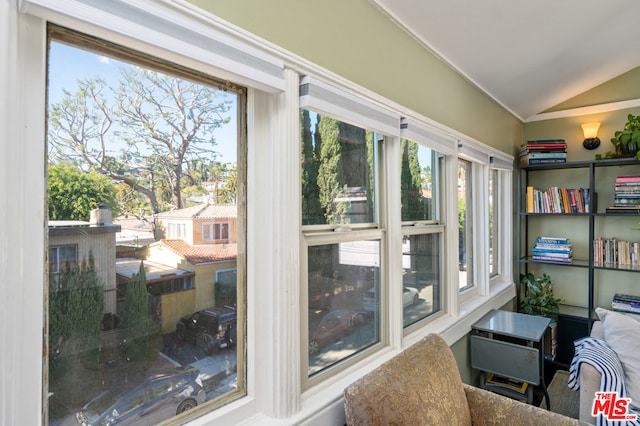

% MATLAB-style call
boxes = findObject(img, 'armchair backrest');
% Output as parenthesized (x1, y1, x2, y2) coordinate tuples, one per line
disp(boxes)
(344, 333, 471, 425)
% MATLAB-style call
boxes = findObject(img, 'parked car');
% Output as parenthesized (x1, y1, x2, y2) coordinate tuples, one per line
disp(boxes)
(402, 286, 420, 307)
(176, 306, 237, 355)
(363, 286, 420, 312)
(60, 366, 205, 426)
(309, 309, 372, 355)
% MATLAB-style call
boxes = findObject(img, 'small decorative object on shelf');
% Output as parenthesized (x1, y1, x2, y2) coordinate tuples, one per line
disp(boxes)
(520, 272, 562, 317)
(531, 237, 573, 264)
(519, 139, 567, 165)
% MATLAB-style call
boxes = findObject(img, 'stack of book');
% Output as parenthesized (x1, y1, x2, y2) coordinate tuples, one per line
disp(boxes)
(484, 373, 528, 395)
(519, 139, 567, 165)
(611, 293, 640, 315)
(606, 175, 640, 213)
(531, 236, 573, 263)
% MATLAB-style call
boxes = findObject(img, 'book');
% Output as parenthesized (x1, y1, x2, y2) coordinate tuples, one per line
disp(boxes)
(532, 255, 573, 263)
(531, 248, 572, 256)
(520, 157, 566, 166)
(616, 175, 640, 184)
(485, 373, 528, 394)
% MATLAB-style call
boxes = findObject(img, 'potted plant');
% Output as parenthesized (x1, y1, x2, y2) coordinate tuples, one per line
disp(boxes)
(520, 272, 562, 317)
(596, 114, 640, 160)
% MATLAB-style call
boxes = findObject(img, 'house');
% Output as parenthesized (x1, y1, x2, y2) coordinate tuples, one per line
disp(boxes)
(3, 1, 640, 426)
(48, 207, 121, 315)
(154, 204, 237, 245)
(141, 239, 238, 332)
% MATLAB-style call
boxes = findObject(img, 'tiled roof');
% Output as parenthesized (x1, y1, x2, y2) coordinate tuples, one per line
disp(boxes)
(155, 204, 237, 220)
(161, 239, 237, 264)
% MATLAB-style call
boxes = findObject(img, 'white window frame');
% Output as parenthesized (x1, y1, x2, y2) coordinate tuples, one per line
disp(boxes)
(4, 3, 516, 425)
(489, 153, 514, 289)
(203, 222, 230, 241)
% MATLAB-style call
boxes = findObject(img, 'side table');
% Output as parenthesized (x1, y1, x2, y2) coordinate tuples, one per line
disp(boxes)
(470, 309, 551, 409)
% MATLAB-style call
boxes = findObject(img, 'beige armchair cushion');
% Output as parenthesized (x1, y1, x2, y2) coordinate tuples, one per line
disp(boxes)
(344, 333, 584, 425)
(344, 333, 471, 425)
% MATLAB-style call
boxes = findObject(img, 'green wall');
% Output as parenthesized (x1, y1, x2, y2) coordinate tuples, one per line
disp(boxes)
(189, 0, 522, 156)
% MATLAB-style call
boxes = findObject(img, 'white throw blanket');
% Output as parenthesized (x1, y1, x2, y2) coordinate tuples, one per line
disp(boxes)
(569, 336, 640, 426)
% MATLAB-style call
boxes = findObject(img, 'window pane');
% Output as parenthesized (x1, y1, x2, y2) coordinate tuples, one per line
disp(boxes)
(301, 110, 379, 226)
(458, 160, 473, 290)
(402, 233, 441, 326)
(308, 241, 380, 376)
(489, 169, 498, 277)
(47, 33, 244, 425)
(401, 140, 439, 222)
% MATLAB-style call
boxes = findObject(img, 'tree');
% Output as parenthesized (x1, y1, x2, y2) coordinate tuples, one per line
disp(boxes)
(48, 163, 119, 221)
(49, 252, 104, 379)
(123, 263, 150, 366)
(48, 67, 233, 213)
(317, 116, 349, 224)
(301, 110, 323, 224)
(400, 139, 425, 221)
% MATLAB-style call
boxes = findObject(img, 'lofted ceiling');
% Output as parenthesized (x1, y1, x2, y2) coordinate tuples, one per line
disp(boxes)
(371, 0, 640, 122)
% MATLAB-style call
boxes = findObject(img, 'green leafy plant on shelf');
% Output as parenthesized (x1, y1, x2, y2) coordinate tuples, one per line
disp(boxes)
(520, 272, 562, 317)
(596, 114, 640, 160)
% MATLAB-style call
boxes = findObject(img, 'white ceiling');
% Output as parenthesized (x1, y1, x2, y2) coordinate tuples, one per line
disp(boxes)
(371, 0, 640, 121)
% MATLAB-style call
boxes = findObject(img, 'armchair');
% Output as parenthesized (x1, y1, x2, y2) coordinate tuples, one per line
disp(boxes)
(344, 333, 582, 425)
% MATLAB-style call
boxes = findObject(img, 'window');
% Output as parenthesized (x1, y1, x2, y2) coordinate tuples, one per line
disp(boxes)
(204, 222, 230, 241)
(301, 102, 388, 379)
(400, 140, 444, 327)
(458, 159, 474, 290)
(167, 223, 186, 239)
(489, 168, 498, 277)
(46, 27, 245, 425)
(49, 245, 78, 273)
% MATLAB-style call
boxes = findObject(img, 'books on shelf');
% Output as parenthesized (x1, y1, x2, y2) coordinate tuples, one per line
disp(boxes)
(519, 139, 567, 165)
(526, 186, 590, 213)
(609, 175, 640, 211)
(612, 293, 640, 315)
(485, 373, 528, 394)
(532, 236, 573, 263)
(593, 237, 640, 267)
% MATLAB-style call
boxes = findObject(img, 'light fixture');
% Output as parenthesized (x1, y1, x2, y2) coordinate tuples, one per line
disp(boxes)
(582, 122, 601, 150)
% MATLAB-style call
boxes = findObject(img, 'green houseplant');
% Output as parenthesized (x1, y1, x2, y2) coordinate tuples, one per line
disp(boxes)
(520, 272, 562, 317)
(596, 114, 640, 160)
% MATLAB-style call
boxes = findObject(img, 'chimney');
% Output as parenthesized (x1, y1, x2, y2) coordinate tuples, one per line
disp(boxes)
(90, 203, 112, 225)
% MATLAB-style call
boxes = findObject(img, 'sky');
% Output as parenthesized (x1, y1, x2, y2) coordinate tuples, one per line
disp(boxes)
(47, 41, 238, 164)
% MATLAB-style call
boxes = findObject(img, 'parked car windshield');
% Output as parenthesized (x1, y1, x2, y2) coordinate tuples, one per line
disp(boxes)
(82, 390, 119, 423)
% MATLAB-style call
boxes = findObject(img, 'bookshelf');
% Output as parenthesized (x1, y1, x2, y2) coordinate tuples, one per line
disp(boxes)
(517, 158, 640, 365)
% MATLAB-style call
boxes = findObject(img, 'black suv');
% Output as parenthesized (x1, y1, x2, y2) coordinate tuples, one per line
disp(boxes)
(176, 306, 237, 355)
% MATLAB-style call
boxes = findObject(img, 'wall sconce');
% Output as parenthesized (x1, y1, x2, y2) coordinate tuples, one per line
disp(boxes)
(582, 122, 601, 150)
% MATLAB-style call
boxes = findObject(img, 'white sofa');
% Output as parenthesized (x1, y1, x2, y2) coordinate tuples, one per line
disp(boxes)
(578, 309, 640, 424)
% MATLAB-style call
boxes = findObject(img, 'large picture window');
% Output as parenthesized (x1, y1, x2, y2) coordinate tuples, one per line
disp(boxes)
(46, 27, 245, 425)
